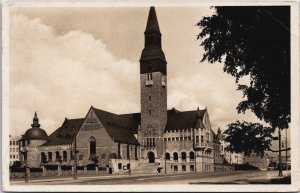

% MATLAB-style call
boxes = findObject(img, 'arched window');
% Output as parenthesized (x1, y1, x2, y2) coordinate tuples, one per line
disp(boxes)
(173, 152, 178, 162)
(118, 163, 122, 170)
(165, 152, 170, 160)
(181, 152, 186, 162)
(40, 152, 46, 163)
(63, 151, 67, 161)
(48, 152, 52, 162)
(55, 151, 61, 162)
(189, 151, 195, 161)
(89, 137, 96, 155)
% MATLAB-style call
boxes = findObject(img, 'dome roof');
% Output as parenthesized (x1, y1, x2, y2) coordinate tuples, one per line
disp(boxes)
(23, 112, 48, 141)
(24, 127, 48, 140)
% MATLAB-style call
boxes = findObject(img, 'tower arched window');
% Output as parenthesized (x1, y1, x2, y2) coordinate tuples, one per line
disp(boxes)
(89, 137, 96, 156)
(173, 152, 178, 162)
(165, 152, 170, 160)
(181, 152, 186, 162)
(189, 151, 195, 161)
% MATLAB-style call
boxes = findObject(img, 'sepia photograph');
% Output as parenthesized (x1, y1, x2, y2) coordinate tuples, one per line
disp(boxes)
(2, 1, 300, 192)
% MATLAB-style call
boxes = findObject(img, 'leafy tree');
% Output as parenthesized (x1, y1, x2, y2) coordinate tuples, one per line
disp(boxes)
(224, 121, 273, 156)
(197, 6, 290, 154)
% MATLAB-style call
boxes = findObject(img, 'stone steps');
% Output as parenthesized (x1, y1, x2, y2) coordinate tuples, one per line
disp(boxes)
(132, 163, 159, 174)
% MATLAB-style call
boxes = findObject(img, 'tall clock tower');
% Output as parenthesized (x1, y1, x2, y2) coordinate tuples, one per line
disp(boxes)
(139, 7, 167, 161)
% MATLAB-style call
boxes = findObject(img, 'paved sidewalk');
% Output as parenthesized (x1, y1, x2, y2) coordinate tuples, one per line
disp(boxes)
(10, 171, 243, 185)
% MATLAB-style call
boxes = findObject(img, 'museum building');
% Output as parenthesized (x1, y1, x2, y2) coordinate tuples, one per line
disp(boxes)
(19, 7, 220, 174)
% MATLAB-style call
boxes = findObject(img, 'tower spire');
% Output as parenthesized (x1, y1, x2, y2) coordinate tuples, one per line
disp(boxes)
(145, 6, 161, 34)
(140, 6, 167, 74)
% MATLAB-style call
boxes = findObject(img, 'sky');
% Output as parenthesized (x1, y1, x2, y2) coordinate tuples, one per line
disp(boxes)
(9, 6, 286, 141)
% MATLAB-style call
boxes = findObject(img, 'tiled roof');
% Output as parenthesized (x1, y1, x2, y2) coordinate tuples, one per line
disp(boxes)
(165, 108, 206, 131)
(92, 107, 140, 145)
(42, 118, 84, 146)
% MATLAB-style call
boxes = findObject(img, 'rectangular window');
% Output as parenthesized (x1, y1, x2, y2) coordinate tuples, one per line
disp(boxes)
(190, 165, 194, 171)
(10, 141, 12, 145)
(10, 155, 12, 159)
(174, 165, 178, 172)
(182, 165, 186, 172)
(16, 141, 18, 145)
(180, 137, 183, 141)
(201, 135, 204, 143)
(176, 137, 179, 141)
(13, 141, 15, 145)
(13, 155, 15, 159)
(168, 138, 170, 141)
(147, 73, 153, 81)
(149, 96, 151, 101)
(196, 136, 200, 146)
(164, 138, 167, 142)
(172, 137, 175, 141)
(153, 138, 156, 146)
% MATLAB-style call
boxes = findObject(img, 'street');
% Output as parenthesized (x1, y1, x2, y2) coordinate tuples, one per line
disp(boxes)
(11, 170, 291, 185)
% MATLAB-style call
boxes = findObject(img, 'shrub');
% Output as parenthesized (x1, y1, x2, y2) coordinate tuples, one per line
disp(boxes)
(30, 167, 43, 172)
(87, 163, 98, 170)
(61, 165, 72, 171)
(44, 165, 59, 170)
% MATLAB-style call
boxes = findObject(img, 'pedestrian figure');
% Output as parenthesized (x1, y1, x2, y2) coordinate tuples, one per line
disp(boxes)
(157, 163, 162, 175)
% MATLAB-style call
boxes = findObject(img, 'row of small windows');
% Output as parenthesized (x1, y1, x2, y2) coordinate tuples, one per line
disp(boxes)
(10, 141, 19, 145)
(172, 165, 194, 172)
(10, 148, 19, 152)
(145, 138, 156, 147)
(165, 128, 208, 133)
(165, 151, 195, 162)
(163, 135, 207, 142)
(10, 154, 18, 159)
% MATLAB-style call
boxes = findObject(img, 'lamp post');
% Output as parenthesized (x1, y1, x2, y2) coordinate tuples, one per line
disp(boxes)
(73, 126, 78, 180)
(24, 150, 28, 183)
(278, 127, 283, 177)
(164, 139, 167, 174)
(285, 128, 288, 171)
(128, 145, 132, 176)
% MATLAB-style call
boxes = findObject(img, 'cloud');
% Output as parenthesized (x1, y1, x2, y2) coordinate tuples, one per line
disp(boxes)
(10, 14, 140, 136)
(9, 11, 267, 139)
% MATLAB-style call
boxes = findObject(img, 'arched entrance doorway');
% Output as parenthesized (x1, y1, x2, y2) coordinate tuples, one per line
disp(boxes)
(147, 151, 155, 163)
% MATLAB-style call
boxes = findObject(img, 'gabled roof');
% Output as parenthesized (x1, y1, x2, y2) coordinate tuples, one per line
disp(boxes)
(212, 130, 221, 144)
(165, 108, 206, 131)
(92, 107, 140, 145)
(42, 118, 84, 146)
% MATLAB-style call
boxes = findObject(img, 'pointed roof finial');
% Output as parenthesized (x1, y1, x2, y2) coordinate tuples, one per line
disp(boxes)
(145, 6, 161, 34)
(31, 111, 40, 128)
(197, 107, 201, 118)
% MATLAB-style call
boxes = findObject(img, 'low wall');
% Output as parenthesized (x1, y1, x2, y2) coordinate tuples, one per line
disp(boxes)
(10, 166, 108, 179)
